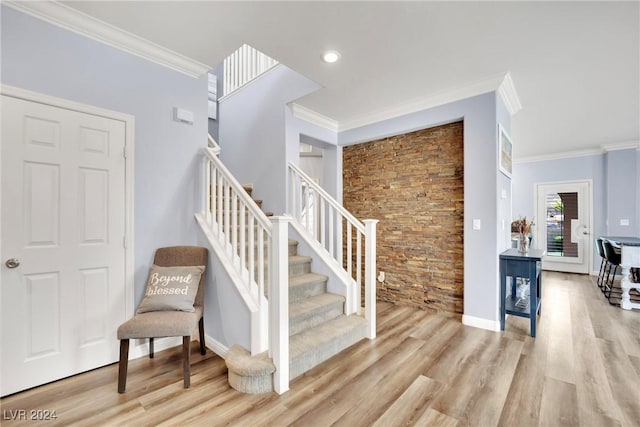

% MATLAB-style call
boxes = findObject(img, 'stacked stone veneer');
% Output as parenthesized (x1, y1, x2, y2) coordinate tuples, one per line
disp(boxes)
(343, 121, 464, 314)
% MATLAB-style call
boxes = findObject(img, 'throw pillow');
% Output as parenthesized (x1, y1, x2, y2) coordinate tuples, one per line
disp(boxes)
(136, 265, 205, 314)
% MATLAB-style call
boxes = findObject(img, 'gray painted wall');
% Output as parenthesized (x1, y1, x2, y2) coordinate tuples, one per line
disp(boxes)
(605, 149, 639, 237)
(512, 154, 606, 272)
(496, 94, 513, 253)
(218, 65, 321, 216)
(299, 133, 341, 202)
(512, 148, 640, 273)
(1, 7, 251, 349)
(338, 93, 504, 326)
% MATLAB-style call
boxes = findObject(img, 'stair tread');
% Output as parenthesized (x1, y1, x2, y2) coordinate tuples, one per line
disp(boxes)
(289, 272, 328, 288)
(289, 255, 312, 264)
(289, 293, 344, 318)
(290, 315, 366, 359)
(288, 239, 298, 246)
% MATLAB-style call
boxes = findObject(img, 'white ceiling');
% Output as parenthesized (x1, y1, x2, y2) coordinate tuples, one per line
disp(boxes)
(61, 1, 639, 159)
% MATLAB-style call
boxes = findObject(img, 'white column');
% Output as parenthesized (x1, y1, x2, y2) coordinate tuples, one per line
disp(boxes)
(270, 216, 290, 394)
(364, 219, 378, 339)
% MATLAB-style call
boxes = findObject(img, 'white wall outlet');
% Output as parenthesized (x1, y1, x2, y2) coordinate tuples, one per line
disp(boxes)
(473, 219, 481, 230)
(377, 271, 385, 282)
(620, 218, 630, 226)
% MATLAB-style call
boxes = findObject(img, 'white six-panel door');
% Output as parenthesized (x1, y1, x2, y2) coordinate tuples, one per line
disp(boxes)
(1, 95, 128, 396)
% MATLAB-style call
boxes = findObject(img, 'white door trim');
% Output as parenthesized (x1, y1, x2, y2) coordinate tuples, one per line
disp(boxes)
(1, 84, 136, 317)
(533, 179, 593, 274)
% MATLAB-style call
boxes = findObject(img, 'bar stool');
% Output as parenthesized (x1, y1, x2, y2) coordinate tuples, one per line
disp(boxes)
(595, 238, 607, 290)
(602, 240, 622, 304)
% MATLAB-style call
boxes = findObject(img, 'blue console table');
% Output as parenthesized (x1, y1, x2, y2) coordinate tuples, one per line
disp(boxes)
(499, 248, 545, 337)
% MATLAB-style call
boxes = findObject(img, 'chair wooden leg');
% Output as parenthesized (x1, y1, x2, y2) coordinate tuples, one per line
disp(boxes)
(149, 337, 154, 359)
(118, 339, 129, 393)
(198, 317, 206, 355)
(182, 336, 191, 388)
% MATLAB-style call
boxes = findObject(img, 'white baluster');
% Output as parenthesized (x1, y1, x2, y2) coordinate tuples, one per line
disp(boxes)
(240, 203, 246, 271)
(232, 192, 238, 263)
(217, 173, 223, 237)
(204, 157, 210, 220)
(329, 208, 334, 257)
(336, 215, 343, 270)
(210, 161, 216, 226)
(356, 230, 362, 306)
(224, 182, 230, 249)
(347, 222, 353, 276)
(258, 227, 265, 297)
(320, 198, 326, 248)
(248, 215, 255, 290)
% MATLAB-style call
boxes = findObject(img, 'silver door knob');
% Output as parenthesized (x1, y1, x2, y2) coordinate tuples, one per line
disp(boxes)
(5, 258, 20, 268)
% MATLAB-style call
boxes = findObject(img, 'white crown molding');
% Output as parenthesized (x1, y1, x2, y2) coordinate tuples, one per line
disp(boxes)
(5, 1, 211, 78)
(292, 71, 516, 133)
(497, 72, 522, 116)
(515, 140, 640, 164)
(602, 140, 640, 152)
(337, 72, 508, 132)
(514, 147, 604, 164)
(291, 103, 339, 132)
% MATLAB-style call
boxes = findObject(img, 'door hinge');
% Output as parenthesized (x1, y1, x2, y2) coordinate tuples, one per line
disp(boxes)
(123, 236, 127, 249)
(123, 145, 127, 159)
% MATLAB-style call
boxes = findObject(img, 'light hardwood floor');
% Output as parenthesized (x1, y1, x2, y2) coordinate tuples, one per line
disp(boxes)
(2, 272, 639, 426)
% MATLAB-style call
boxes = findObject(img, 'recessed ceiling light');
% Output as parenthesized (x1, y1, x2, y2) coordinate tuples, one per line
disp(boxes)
(322, 50, 341, 63)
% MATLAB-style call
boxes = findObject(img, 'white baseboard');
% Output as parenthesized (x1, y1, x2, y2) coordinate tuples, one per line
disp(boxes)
(128, 336, 182, 359)
(127, 335, 229, 360)
(205, 334, 229, 359)
(462, 314, 501, 332)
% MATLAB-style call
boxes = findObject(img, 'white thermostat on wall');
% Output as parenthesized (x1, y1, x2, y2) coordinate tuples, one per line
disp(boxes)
(174, 107, 194, 125)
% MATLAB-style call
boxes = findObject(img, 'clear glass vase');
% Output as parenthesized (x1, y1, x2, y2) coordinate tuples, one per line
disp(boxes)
(518, 234, 530, 254)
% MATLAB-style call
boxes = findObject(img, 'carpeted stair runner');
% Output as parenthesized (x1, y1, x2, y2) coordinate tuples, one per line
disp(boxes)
(225, 184, 366, 394)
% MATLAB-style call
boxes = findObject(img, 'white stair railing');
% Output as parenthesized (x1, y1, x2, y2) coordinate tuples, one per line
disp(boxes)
(200, 146, 271, 354)
(197, 138, 290, 393)
(288, 163, 378, 338)
(207, 134, 221, 154)
(222, 44, 279, 97)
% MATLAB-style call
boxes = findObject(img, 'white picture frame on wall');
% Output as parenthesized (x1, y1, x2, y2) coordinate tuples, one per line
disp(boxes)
(498, 124, 513, 178)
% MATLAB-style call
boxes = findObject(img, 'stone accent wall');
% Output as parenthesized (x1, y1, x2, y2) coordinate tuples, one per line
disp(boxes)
(343, 121, 464, 314)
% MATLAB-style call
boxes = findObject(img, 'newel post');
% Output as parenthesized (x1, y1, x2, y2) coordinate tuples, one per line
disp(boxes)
(203, 152, 210, 221)
(363, 219, 378, 339)
(270, 216, 290, 394)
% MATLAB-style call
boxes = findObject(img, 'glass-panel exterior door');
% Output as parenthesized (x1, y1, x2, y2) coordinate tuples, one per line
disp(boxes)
(535, 181, 591, 273)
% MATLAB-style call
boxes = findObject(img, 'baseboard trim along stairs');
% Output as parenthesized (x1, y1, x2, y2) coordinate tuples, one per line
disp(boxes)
(224, 184, 366, 393)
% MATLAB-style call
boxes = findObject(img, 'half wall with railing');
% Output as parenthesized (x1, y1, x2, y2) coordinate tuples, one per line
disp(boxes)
(288, 162, 378, 338)
(195, 143, 290, 393)
(222, 44, 279, 97)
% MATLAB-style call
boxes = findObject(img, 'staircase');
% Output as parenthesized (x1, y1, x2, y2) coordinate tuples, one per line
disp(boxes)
(224, 185, 367, 394)
(196, 140, 377, 395)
